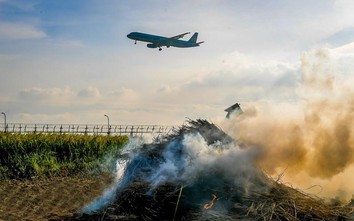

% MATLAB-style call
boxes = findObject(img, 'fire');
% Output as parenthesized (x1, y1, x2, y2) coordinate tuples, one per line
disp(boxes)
(203, 194, 217, 210)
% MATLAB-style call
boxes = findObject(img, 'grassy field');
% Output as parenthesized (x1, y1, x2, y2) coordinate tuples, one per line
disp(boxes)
(0, 132, 128, 179)
(0, 132, 129, 220)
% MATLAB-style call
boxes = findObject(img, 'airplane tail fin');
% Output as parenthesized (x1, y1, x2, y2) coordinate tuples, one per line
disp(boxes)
(188, 32, 198, 43)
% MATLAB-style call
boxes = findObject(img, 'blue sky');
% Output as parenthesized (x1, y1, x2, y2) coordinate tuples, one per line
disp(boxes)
(1, 0, 354, 125)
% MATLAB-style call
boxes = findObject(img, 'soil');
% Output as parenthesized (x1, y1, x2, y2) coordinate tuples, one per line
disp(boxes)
(0, 174, 114, 221)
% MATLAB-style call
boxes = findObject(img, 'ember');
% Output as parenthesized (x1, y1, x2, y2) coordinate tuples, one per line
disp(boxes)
(203, 194, 217, 210)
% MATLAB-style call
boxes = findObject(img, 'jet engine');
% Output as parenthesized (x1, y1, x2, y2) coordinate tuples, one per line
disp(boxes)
(147, 43, 158, 48)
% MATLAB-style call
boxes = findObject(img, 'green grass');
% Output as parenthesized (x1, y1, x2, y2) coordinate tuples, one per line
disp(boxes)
(0, 133, 129, 179)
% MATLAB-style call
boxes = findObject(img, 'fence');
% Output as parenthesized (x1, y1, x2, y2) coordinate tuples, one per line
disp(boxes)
(0, 123, 176, 136)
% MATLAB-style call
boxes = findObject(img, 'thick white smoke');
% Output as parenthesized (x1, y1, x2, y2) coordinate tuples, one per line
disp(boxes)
(82, 130, 265, 213)
(146, 133, 262, 192)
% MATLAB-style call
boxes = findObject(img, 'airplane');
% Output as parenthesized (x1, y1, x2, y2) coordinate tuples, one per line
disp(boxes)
(127, 32, 204, 51)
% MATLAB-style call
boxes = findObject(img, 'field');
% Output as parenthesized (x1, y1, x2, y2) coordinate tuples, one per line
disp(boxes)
(1, 130, 353, 220)
(0, 132, 128, 220)
(0, 174, 114, 221)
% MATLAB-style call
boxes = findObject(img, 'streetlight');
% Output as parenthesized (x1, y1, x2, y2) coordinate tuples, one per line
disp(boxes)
(104, 114, 110, 135)
(1, 112, 6, 133)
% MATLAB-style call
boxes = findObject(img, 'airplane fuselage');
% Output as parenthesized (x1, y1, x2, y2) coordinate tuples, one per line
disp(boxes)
(127, 32, 203, 50)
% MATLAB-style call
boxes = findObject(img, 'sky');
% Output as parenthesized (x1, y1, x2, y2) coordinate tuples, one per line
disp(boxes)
(1, 0, 354, 125)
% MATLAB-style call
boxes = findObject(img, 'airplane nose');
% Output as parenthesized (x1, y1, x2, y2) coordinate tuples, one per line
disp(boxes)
(127, 33, 132, 39)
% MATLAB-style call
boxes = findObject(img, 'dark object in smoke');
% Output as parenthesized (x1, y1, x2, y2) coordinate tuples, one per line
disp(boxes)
(52, 119, 353, 221)
(224, 102, 243, 119)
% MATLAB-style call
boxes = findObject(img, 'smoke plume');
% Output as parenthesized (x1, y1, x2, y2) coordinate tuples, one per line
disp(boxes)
(222, 48, 354, 200)
(82, 48, 354, 217)
(82, 120, 269, 214)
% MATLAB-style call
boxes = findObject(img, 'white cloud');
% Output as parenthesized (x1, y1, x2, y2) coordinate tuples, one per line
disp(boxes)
(78, 86, 101, 98)
(0, 0, 36, 11)
(46, 39, 84, 48)
(333, 42, 354, 54)
(108, 87, 140, 103)
(157, 84, 178, 94)
(18, 86, 74, 101)
(16, 112, 78, 124)
(155, 51, 300, 105)
(0, 22, 46, 40)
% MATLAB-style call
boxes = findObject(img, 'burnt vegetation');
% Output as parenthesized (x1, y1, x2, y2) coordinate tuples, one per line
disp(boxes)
(53, 119, 353, 221)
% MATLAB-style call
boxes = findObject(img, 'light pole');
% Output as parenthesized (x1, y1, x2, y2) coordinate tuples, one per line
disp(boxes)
(1, 112, 6, 133)
(104, 114, 110, 135)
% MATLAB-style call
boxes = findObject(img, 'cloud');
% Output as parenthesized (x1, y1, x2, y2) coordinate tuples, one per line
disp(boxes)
(204, 53, 298, 89)
(333, 42, 354, 54)
(156, 51, 300, 104)
(18, 86, 74, 101)
(78, 86, 101, 98)
(325, 27, 354, 47)
(3, 1, 354, 127)
(108, 87, 140, 103)
(45, 38, 84, 48)
(16, 112, 78, 124)
(0, 22, 46, 40)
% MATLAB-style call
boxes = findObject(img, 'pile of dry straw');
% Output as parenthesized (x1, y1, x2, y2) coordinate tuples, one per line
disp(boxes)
(52, 120, 354, 221)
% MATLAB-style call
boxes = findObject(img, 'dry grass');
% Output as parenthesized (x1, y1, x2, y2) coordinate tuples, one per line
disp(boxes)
(54, 180, 354, 221)
(240, 181, 353, 221)
(0, 174, 114, 221)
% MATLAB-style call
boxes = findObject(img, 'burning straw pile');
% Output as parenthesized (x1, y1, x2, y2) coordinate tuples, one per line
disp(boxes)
(53, 119, 353, 221)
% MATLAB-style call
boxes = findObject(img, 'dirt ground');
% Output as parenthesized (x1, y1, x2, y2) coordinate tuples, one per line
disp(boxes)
(0, 175, 114, 221)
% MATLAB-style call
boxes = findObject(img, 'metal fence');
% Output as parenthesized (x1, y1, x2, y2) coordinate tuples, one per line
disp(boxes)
(0, 123, 176, 136)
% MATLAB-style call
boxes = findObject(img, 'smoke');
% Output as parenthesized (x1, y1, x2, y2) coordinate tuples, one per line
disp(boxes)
(222, 48, 354, 201)
(82, 159, 128, 213)
(82, 123, 269, 214)
(146, 133, 263, 193)
(82, 136, 146, 213)
(82, 48, 354, 215)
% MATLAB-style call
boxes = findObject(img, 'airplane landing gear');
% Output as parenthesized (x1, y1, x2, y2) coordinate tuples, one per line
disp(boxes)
(134, 40, 137, 44)
(159, 48, 162, 51)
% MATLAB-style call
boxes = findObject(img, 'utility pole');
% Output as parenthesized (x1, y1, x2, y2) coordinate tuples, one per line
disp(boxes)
(104, 114, 110, 135)
(1, 112, 6, 132)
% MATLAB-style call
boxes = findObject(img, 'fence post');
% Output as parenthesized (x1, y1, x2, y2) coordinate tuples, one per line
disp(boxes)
(130, 126, 134, 136)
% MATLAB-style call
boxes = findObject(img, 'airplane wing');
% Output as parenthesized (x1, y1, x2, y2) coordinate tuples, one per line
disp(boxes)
(168, 32, 190, 40)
